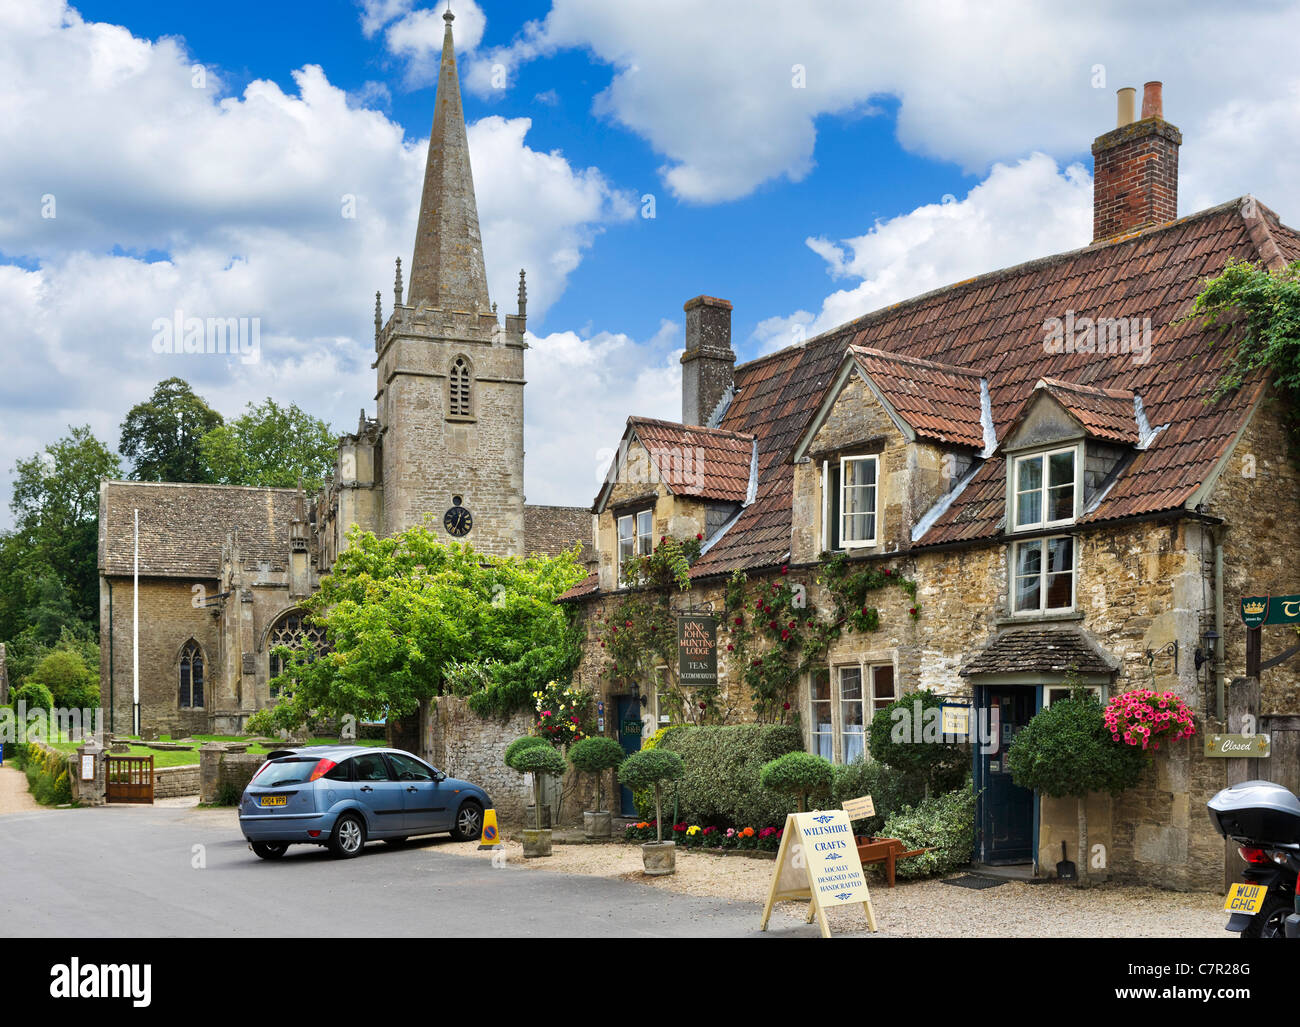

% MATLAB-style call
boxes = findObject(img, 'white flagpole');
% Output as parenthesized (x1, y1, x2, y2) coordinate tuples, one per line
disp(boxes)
(133, 508, 140, 737)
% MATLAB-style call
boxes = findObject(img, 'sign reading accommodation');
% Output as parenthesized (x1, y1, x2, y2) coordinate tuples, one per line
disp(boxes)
(677, 615, 718, 687)
(1241, 595, 1300, 628)
(1204, 733, 1271, 758)
(760, 809, 877, 937)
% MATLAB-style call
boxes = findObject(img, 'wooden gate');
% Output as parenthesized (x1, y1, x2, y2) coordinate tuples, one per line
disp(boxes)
(106, 755, 154, 804)
(1260, 715, 1300, 793)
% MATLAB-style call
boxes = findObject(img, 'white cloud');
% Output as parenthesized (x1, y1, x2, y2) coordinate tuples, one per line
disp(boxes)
(474, 0, 1300, 217)
(756, 154, 1093, 349)
(523, 320, 682, 506)
(359, 0, 487, 87)
(0, 1, 633, 522)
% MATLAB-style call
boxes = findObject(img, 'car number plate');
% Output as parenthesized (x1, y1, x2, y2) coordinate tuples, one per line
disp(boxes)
(259, 795, 288, 807)
(1224, 882, 1267, 914)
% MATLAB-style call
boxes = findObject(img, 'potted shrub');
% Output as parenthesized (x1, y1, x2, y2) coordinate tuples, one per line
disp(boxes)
(617, 748, 684, 875)
(759, 751, 834, 812)
(512, 744, 567, 858)
(567, 736, 625, 840)
(504, 735, 553, 829)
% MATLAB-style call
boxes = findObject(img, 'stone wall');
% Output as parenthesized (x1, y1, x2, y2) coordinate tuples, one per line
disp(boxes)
(155, 765, 200, 799)
(199, 744, 265, 804)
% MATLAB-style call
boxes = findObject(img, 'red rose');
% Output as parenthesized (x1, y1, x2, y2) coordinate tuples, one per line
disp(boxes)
(884, 568, 891, 576)
(909, 607, 918, 615)
(781, 630, 790, 640)
(625, 620, 632, 628)
(734, 617, 743, 626)
(696, 532, 703, 540)
(783, 702, 791, 710)
(699, 702, 706, 710)
(727, 644, 734, 651)
(781, 565, 788, 574)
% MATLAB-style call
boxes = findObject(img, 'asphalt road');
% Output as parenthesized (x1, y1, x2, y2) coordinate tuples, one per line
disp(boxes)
(0, 805, 818, 938)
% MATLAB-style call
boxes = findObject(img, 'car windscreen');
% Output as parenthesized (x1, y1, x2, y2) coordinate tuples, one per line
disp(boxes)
(253, 758, 321, 787)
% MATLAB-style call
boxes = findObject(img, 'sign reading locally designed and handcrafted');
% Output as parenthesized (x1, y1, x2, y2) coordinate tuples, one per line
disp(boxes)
(1204, 733, 1272, 758)
(677, 614, 718, 687)
(1241, 595, 1300, 628)
(760, 809, 877, 938)
(841, 794, 876, 820)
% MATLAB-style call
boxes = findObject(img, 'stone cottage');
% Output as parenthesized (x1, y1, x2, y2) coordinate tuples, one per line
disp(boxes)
(562, 82, 1300, 888)
(97, 9, 589, 739)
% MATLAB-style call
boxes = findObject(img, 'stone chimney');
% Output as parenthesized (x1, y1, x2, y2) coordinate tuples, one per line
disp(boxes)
(681, 295, 735, 426)
(1091, 81, 1181, 243)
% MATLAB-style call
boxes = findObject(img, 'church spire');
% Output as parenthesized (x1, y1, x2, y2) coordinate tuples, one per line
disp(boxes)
(407, 7, 491, 313)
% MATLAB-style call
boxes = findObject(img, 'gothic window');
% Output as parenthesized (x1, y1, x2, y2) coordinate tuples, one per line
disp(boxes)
(448, 356, 473, 418)
(267, 610, 329, 698)
(179, 641, 205, 709)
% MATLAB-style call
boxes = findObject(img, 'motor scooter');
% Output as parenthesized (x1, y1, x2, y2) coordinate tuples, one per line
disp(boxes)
(1208, 779, 1300, 938)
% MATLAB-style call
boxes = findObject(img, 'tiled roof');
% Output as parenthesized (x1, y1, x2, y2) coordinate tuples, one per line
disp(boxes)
(959, 627, 1119, 677)
(1019, 378, 1141, 446)
(558, 570, 600, 602)
(849, 346, 987, 449)
(687, 198, 1291, 572)
(598, 417, 755, 507)
(99, 480, 299, 578)
(524, 504, 591, 559)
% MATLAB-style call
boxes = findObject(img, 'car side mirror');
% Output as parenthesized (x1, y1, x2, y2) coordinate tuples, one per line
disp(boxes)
(435, 771, 447, 782)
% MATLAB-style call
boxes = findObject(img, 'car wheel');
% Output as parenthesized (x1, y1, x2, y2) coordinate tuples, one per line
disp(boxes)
(329, 813, 366, 859)
(450, 800, 484, 842)
(252, 842, 288, 861)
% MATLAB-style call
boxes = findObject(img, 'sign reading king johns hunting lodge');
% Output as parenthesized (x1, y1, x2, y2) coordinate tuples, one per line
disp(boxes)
(677, 614, 718, 688)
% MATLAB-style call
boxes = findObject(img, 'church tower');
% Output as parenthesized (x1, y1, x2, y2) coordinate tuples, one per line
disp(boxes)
(373, 7, 527, 556)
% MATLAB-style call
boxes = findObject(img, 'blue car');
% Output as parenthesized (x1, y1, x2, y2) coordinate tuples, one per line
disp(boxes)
(239, 745, 492, 860)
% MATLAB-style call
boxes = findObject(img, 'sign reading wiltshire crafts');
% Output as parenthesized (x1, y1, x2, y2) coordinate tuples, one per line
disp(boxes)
(677, 614, 718, 688)
(1241, 594, 1300, 628)
(760, 809, 877, 937)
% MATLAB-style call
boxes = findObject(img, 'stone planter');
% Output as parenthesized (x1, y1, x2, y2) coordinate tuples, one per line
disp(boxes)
(583, 810, 612, 840)
(522, 829, 553, 858)
(525, 804, 552, 829)
(641, 840, 676, 876)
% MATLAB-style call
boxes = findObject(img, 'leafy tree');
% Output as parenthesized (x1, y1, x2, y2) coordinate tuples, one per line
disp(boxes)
(200, 398, 336, 489)
(25, 649, 98, 710)
(513, 744, 567, 831)
(265, 525, 584, 731)
(119, 378, 223, 483)
(868, 689, 970, 797)
(1006, 688, 1145, 882)
(759, 751, 834, 812)
(504, 735, 550, 769)
(568, 736, 626, 813)
(618, 748, 684, 843)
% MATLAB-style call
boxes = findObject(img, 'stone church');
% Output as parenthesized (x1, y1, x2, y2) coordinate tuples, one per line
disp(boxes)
(97, 9, 589, 738)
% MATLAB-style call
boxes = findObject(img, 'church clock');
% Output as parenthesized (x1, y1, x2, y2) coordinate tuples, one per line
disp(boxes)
(443, 496, 473, 537)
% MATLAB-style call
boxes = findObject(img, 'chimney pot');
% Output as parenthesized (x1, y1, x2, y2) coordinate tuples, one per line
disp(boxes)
(1141, 81, 1163, 120)
(1116, 87, 1136, 127)
(1092, 83, 1180, 242)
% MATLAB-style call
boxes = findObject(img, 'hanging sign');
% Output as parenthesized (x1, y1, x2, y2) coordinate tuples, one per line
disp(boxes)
(677, 614, 718, 687)
(1203, 733, 1271, 758)
(941, 702, 971, 737)
(760, 810, 877, 938)
(1241, 595, 1300, 628)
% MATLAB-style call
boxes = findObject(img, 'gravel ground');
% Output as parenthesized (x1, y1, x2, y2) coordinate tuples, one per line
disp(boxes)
(0, 764, 41, 815)
(437, 836, 1228, 937)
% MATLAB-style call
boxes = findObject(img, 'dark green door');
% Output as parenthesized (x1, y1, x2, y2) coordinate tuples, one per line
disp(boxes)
(975, 686, 1036, 864)
(615, 696, 642, 816)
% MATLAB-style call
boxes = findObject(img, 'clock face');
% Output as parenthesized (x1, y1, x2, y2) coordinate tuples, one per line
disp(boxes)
(444, 503, 473, 537)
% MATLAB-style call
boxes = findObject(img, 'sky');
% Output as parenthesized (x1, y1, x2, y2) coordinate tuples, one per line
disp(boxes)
(3, 0, 1300, 523)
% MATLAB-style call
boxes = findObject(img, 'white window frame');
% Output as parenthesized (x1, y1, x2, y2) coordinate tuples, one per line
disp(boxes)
(1011, 535, 1077, 615)
(1042, 683, 1103, 707)
(809, 658, 897, 764)
(822, 454, 880, 551)
(616, 508, 654, 583)
(1011, 445, 1079, 532)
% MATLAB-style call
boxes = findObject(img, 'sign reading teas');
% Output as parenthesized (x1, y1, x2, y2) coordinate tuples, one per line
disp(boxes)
(677, 615, 718, 687)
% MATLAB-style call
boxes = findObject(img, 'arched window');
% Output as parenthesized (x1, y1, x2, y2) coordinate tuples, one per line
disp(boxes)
(448, 356, 472, 418)
(179, 641, 205, 709)
(267, 610, 329, 698)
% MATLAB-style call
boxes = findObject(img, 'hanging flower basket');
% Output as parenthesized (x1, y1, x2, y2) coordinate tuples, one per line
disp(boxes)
(1103, 689, 1196, 751)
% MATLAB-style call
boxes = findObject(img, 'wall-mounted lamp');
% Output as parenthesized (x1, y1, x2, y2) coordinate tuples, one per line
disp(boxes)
(1195, 629, 1220, 673)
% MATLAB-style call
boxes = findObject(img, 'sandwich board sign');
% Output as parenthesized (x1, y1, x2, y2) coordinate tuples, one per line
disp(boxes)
(760, 809, 877, 937)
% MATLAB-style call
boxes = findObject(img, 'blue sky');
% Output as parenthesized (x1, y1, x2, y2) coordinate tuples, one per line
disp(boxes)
(3, 0, 1300, 516)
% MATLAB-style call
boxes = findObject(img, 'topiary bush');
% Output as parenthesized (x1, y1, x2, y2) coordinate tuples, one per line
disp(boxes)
(831, 757, 926, 836)
(567, 736, 625, 813)
(880, 782, 976, 879)
(657, 723, 803, 827)
(504, 734, 550, 771)
(618, 748, 684, 843)
(868, 689, 970, 796)
(512, 744, 568, 831)
(759, 751, 834, 812)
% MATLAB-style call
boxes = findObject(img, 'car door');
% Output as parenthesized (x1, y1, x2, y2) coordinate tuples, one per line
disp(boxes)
(351, 751, 405, 836)
(388, 752, 449, 833)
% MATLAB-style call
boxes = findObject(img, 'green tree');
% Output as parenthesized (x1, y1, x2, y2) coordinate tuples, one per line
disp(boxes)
(759, 751, 834, 813)
(868, 689, 970, 797)
(26, 649, 98, 710)
(1006, 688, 1145, 882)
(568, 736, 626, 813)
(618, 748, 684, 843)
(119, 378, 223, 483)
(266, 525, 584, 731)
(200, 398, 336, 489)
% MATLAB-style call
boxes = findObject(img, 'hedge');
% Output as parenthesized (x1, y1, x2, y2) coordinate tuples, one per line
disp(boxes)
(880, 782, 976, 879)
(656, 724, 804, 828)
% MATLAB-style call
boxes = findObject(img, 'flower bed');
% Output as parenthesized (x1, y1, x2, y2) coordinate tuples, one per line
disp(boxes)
(625, 820, 783, 854)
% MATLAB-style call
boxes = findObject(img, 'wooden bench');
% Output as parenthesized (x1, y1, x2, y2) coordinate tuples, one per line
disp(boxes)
(855, 836, 933, 887)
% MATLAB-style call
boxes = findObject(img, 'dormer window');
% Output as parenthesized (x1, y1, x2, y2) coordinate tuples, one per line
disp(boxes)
(617, 508, 653, 583)
(1012, 446, 1077, 530)
(822, 455, 879, 551)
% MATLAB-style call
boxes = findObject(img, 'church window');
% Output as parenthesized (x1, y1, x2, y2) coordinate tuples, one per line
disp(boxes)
(448, 357, 473, 418)
(268, 611, 329, 698)
(179, 641, 205, 709)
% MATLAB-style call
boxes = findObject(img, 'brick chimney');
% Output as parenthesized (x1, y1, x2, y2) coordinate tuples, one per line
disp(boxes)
(1091, 81, 1181, 243)
(681, 295, 735, 426)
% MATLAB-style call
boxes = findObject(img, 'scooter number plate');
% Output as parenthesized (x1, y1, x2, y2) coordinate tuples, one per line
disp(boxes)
(1224, 882, 1267, 914)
